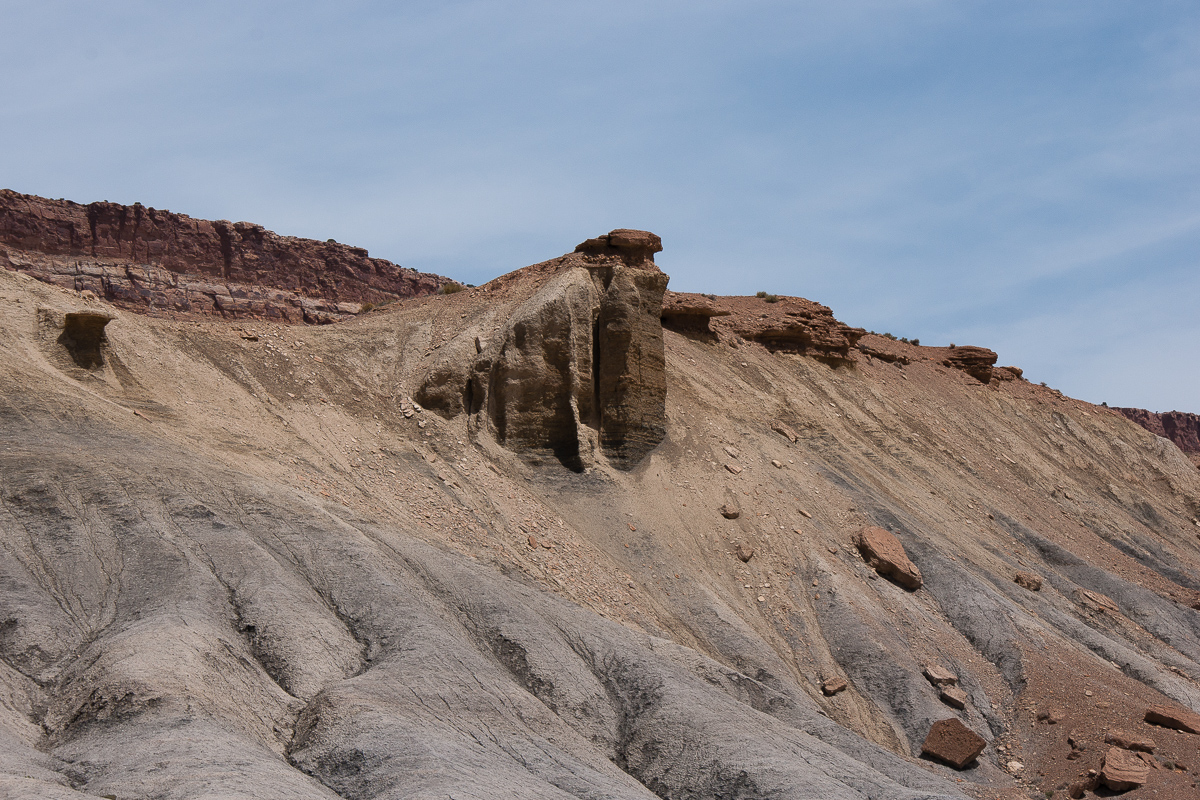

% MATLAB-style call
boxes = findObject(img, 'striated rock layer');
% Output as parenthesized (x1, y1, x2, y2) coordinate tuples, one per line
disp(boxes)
(0, 189, 448, 322)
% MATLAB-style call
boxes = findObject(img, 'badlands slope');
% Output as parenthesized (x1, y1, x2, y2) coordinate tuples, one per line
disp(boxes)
(3, 222, 1200, 800)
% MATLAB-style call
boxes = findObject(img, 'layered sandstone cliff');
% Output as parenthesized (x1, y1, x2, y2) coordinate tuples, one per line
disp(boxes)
(0, 189, 447, 322)
(1118, 408, 1200, 469)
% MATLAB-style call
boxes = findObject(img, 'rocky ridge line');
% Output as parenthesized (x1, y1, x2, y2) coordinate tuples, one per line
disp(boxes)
(0, 189, 449, 323)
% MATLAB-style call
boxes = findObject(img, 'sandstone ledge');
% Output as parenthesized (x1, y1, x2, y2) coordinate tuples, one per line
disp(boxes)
(0, 189, 449, 322)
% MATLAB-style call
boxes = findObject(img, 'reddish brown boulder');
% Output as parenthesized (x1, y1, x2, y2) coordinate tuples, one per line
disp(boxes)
(1101, 746, 1149, 791)
(854, 526, 922, 590)
(1105, 729, 1155, 753)
(1145, 703, 1200, 734)
(920, 718, 986, 769)
(822, 678, 847, 696)
(942, 346, 998, 383)
(735, 542, 755, 563)
(719, 501, 741, 520)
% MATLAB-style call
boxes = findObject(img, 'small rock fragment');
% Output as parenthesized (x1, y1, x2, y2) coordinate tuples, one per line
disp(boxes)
(720, 501, 741, 520)
(723, 445, 741, 459)
(923, 664, 958, 686)
(736, 542, 755, 563)
(939, 686, 968, 709)
(920, 718, 986, 769)
(1036, 707, 1066, 725)
(1105, 729, 1155, 753)
(1067, 775, 1098, 798)
(1145, 703, 1200, 734)
(724, 463, 743, 475)
(822, 678, 847, 696)
(527, 534, 539, 549)
(1078, 589, 1120, 613)
(771, 459, 783, 469)
(1014, 571, 1042, 591)
(1101, 746, 1149, 791)
(798, 508, 812, 519)
(771, 420, 798, 442)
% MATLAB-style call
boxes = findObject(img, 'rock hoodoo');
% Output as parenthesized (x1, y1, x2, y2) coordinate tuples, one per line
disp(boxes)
(417, 230, 668, 471)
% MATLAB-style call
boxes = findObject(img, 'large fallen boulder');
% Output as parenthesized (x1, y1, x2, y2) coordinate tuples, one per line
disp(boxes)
(1144, 703, 1200, 734)
(854, 526, 923, 590)
(1100, 746, 1149, 791)
(920, 718, 986, 769)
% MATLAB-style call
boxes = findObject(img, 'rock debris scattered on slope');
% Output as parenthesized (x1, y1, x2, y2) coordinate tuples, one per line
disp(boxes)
(4, 203, 1200, 799)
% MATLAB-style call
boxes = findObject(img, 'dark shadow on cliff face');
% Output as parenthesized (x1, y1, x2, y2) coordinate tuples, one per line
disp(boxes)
(57, 311, 115, 369)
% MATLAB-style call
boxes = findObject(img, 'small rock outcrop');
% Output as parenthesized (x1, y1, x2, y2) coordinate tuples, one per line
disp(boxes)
(1100, 747, 1149, 791)
(417, 230, 668, 471)
(660, 292, 731, 337)
(1144, 703, 1200, 734)
(854, 526, 923, 590)
(942, 346, 998, 383)
(992, 365, 1024, 381)
(1014, 571, 1042, 591)
(1105, 730, 1155, 753)
(728, 296, 866, 365)
(0, 189, 448, 321)
(659, 293, 865, 365)
(920, 718, 986, 769)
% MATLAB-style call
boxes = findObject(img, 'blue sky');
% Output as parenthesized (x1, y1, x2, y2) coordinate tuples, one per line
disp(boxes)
(3, 1, 1198, 411)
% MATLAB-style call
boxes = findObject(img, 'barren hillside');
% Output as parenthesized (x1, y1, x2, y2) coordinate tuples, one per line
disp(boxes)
(3, 212, 1200, 799)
